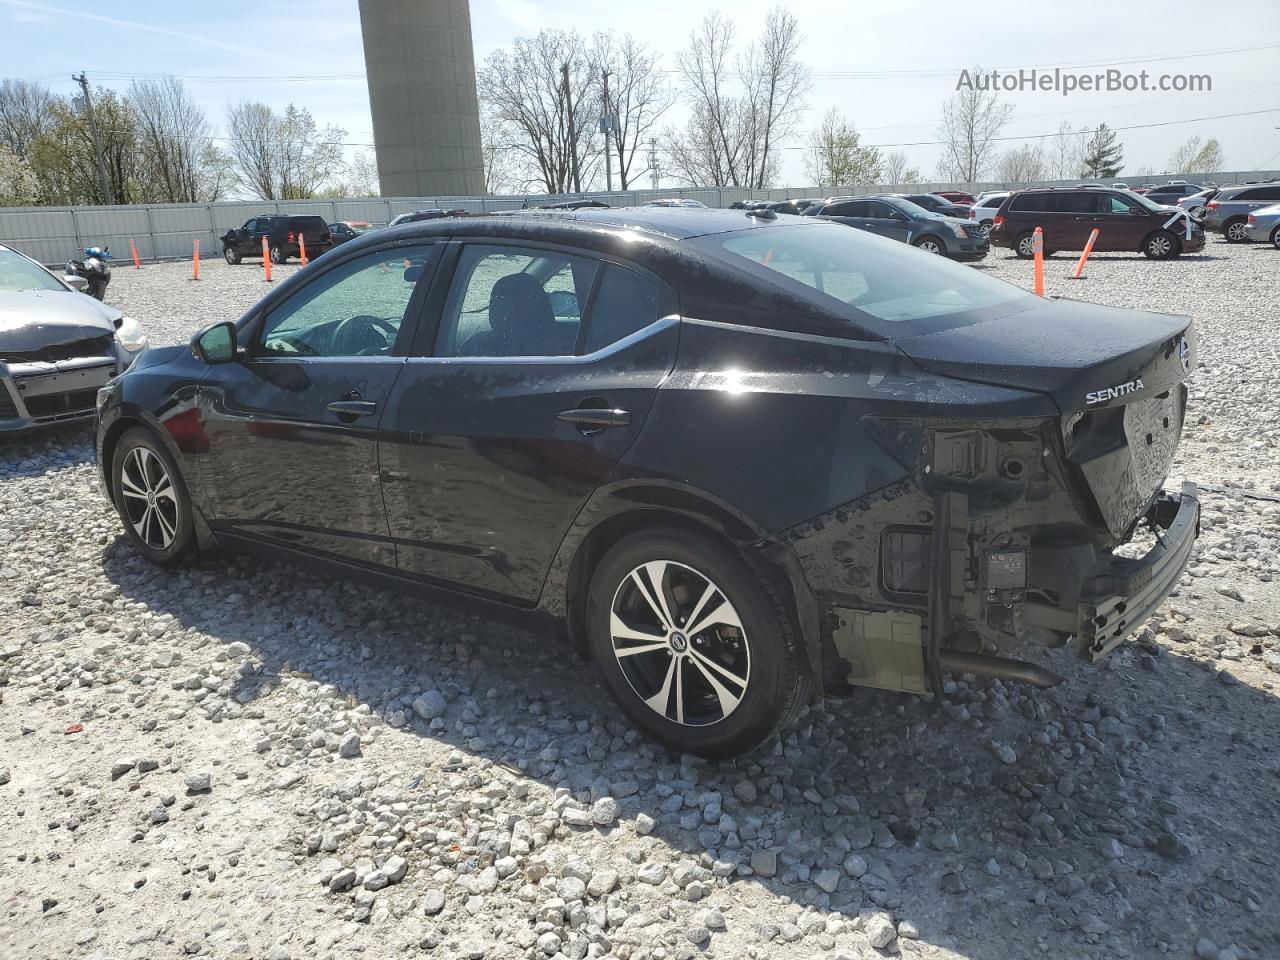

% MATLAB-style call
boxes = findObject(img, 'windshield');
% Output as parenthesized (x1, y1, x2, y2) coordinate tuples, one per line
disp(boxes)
(0, 248, 67, 293)
(701, 223, 1034, 330)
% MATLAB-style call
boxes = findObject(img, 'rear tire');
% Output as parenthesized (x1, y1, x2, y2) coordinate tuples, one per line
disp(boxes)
(223, 246, 241, 265)
(270, 245, 288, 264)
(1223, 218, 1250, 243)
(110, 428, 196, 568)
(1143, 230, 1180, 259)
(586, 528, 808, 759)
(1014, 232, 1037, 259)
(1271, 226, 1280, 251)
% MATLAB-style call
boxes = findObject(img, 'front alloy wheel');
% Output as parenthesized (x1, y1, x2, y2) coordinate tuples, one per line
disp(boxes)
(111, 428, 195, 567)
(610, 560, 751, 727)
(587, 528, 808, 759)
(1144, 231, 1178, 259)
(914, 237, 943, 254)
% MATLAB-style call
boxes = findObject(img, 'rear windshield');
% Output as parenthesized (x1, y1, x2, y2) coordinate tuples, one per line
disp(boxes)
(697, 223, 1035, 332)
(0, 248, 66, 293)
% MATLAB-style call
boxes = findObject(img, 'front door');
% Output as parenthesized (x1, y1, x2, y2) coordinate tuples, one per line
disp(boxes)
(1093, 193, 1147, 251)
(863, 200, 913, 243)
(198, 243, 437, 566)
(378, 242, 679, 602)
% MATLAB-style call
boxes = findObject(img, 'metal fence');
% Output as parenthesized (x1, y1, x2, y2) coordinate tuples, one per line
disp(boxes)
(3, 169, 1277, 266)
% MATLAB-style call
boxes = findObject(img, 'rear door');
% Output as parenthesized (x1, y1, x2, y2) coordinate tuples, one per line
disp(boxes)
(198, 242, 438, 566)
(378, 241, 679, 602)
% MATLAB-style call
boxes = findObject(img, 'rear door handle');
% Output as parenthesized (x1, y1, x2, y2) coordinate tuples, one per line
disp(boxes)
(327, 400, 378, 417)
(558, 407, 631, 430)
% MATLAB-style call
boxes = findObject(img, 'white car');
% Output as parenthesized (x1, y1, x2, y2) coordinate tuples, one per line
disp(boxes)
(967, 192, 1010, 235)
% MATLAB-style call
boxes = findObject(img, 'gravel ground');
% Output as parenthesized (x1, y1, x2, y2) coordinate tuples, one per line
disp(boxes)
(2, 238, 1278, 960)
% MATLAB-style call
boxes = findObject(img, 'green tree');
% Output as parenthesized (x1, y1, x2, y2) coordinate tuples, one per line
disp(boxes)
(1080, 123, 1123, 179)
(803, 108, 881, 188)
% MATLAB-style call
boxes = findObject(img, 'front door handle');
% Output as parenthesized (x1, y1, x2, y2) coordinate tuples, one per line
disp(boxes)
(327, 400, 378, 417)
(558, 407, 631, 430)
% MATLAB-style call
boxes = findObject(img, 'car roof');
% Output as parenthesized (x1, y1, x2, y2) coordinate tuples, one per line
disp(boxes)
(480, 207, 803, 241)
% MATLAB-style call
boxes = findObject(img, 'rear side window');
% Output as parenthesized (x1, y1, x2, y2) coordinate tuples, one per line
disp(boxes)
(1010, 193, 1054, 212)
(1056, 192, 1101, 214)
(437, 245, 598, 358)
(580, 266, 662, 354)
(824, 201, 862, 217)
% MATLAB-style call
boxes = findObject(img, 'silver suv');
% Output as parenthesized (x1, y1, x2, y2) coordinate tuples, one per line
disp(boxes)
(1203, 182, 1280, 242)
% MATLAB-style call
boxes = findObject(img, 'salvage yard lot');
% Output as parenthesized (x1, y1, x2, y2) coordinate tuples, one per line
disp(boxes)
(2, 237, 1278, 960)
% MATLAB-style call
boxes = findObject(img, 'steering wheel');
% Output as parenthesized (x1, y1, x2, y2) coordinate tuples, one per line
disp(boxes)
(332, 314, 397, 355)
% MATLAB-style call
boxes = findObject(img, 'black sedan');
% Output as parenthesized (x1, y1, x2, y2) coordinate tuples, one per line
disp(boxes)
(96, 209, 1199, 758)
(812, 196, 990, 260)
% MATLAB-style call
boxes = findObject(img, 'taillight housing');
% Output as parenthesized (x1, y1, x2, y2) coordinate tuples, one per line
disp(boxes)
(1247, 214, 1256, 224)
(322, 231, 331, 242)
(993, 214, 1005, 228)
(969, 208, 976, 218)
(1206, 202, 1219, 210)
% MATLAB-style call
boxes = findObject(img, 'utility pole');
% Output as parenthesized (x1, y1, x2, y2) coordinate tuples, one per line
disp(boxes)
(561, 63, 580, 194)
(600, 68, 612, 193)
(72, 72, 113, 204)
(648, 138, 660, 190)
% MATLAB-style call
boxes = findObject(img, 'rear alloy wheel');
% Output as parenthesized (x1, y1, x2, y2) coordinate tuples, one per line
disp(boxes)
(1224, 219, 1250, 243)
(1144, 230, 1179, 260)
(270, 245, 288, 264)
(1014, 231, 1037, 259)
(111, 428, 196, 567)
(913, 236, 944, 255)
(223, 246, 241, 265)
(975, 220, 992, 237)
(587, 528, 807, 759)
(1271, 226, 1280, 250)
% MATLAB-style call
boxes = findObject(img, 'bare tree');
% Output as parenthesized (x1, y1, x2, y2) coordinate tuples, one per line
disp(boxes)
(1049, 121, 1087, 181)
(130, 77, 225, 203)
(1169, 136, 1224, 174)
(937, 67, 1013, 182)
(0, 79, 57, 159)
(740, 8, 810, 190)
(344, 149, 381, 197)
(998, 142, 1048, 184)
(225, 101, 345, 199)
(803, 108, 881, 188)
(882, 150, 919, 186)
(665, 12, 743, 187)
(477, 29, 601, 195)
(592, 32, 675, 190)
(664, 9, 809, 189)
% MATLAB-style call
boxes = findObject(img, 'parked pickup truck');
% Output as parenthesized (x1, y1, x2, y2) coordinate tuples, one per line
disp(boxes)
(220, 215, 333, 265)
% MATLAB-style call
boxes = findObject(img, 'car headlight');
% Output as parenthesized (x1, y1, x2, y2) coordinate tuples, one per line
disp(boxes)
(948, 222, 968, 238)
(113, 315, 149, 353)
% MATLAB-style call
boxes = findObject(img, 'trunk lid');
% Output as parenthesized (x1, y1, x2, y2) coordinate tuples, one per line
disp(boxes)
(890, 297, 1194, 415)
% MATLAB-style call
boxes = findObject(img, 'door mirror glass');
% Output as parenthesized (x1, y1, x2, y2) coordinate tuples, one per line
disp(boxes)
(194, 321, 237, 364)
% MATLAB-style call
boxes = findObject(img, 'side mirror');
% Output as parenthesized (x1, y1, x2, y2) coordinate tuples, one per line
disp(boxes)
(192, 321, 237, 364)
(64, 274, 89, 293)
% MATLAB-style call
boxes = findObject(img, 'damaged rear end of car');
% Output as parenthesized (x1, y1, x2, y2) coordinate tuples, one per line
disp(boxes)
(789, 302, 1199, 696)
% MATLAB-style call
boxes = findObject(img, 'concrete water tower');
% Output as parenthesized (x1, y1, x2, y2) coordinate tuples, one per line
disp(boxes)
(358, 0, 485, 197)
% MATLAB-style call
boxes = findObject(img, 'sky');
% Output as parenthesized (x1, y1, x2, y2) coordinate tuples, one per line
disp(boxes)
(3, 0, 1279, 192)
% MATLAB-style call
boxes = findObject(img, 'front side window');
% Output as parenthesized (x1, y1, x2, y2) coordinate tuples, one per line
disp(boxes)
(701, 223, 1034, 330)
(257, 246, 433, 357)
(437, 245, 599, 358)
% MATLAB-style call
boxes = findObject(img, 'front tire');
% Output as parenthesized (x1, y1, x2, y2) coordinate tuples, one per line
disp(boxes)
(224, 246, 241, 265)
(1143, 230, 1180, 259)
(1271, 226, 1280, 251)
(111, 428, 196, 568)
(270, 245, 288, 264)
(586, 528, 808, 759)
(1223, 218, 1250, 243)
(912, 236, 944, 255)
